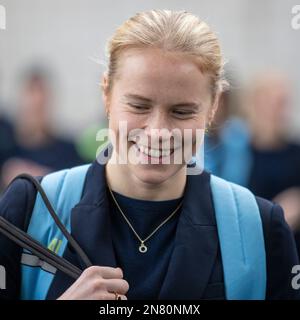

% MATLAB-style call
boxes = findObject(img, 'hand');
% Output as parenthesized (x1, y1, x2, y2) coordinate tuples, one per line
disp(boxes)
(57, 266, 129, 300)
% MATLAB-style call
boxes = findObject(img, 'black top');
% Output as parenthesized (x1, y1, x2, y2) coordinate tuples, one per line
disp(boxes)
(108, 190, 182, 299)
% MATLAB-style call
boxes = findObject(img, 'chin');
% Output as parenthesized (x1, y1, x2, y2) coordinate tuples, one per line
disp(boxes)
(130, 163, 183, 186)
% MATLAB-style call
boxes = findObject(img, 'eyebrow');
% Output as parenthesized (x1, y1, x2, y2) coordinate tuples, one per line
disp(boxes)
(124, 94, 202, 109)
(172, 102, 202, 110)
(123, 94, 153, 103)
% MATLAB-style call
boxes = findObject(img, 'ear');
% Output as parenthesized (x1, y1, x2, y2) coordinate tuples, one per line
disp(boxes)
(208, 93, 221, 126)
(101, 72, 110, 116)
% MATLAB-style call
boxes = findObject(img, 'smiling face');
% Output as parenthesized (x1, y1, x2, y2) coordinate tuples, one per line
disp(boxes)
(103, 48, 218, 185)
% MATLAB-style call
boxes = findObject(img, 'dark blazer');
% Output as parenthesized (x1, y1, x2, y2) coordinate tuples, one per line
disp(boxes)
(0, 160, 299, 300)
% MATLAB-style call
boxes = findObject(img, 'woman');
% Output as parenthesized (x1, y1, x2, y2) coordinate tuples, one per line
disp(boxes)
(0, 10, 299, 300)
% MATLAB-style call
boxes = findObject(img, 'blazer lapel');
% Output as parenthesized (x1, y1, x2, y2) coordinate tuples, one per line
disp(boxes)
(158, 172, 219, 299)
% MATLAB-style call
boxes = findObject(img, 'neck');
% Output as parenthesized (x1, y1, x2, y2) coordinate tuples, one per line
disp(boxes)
(105, 162, 186, 201)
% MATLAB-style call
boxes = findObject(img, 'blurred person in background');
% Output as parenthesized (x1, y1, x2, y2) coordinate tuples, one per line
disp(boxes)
(0, 71, 17, 192)
(205, 70, 300, 255)
(0, 66, 85, 188)
(0, 115, 15, 191)
(245, 71, 300, 240)
(204, 80, 252, 187)
(0, 112, 16, 192)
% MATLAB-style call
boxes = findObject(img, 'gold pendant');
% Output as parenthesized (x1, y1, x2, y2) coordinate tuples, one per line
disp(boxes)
(139, 242, 147, 253)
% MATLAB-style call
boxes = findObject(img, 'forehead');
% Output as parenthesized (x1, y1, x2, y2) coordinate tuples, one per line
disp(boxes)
(113, 48, 211, 103)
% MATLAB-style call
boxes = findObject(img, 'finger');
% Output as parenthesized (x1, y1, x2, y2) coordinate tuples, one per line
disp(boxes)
(104, 278, 129, 295)
(99, 266, 124, 279)
(101, 292, 127, 300)
(84, 266, 123, 279)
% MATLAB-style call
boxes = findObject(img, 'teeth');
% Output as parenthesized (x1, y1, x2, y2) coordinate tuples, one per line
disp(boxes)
(137, 144, 173, 158)
(151, 149, 160, 158)
(161, 149, 171, 157)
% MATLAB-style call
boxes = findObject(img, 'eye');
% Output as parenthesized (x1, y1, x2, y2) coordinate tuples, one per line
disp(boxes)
(172, 109, 196, 119)
(128, 103, 150, 112)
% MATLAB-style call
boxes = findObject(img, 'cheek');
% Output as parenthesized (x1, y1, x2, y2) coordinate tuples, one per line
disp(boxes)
(109, 113, 143, 148)
(187, 118, 206, 146)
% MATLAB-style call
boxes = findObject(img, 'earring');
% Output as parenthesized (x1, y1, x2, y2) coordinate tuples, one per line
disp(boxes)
(205, 120, 212, 134)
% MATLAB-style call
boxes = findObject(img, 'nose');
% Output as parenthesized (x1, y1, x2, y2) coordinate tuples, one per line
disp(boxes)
(143, 109, 173, 148)
(144, 108, 171, 134)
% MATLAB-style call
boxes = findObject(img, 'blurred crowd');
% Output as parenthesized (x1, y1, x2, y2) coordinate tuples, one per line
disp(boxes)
(0, 65, 107, 193)
(1, 64, 300, 255)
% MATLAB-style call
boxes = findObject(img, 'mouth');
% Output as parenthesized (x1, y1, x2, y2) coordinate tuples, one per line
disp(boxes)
(133, 143, 175, 159)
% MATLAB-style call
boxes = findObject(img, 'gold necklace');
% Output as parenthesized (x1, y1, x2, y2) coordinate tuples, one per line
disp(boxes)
(107, 185, 183, 254)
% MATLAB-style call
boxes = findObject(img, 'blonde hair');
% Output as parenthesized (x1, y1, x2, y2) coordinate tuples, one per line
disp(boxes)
(104, 10, 228, 98)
